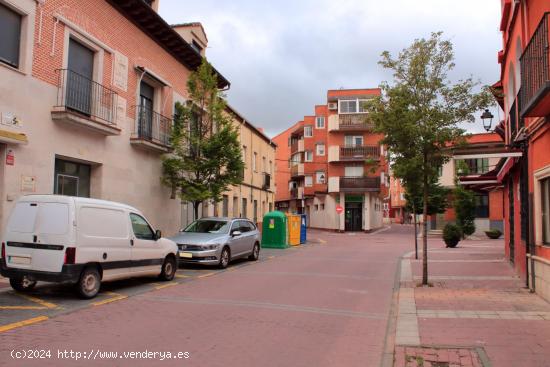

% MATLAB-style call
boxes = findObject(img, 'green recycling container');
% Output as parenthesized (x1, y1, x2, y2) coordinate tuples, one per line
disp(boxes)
(261, 211, 289, 249)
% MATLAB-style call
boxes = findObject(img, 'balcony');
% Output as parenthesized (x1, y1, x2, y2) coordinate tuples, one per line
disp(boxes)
(130, 105, 172, 153)
(290, 187, 304, 199)
(328, 113, 374, 131)
(519, 12, 550, 117)
(328, 145, 380, 162)
(51, 69, 120, 136)
(290, 163, 304, 178)
(340, 176, 380, 192)
(291, 139, 304, 154)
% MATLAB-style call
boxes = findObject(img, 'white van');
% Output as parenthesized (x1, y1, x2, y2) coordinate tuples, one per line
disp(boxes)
(0, 195, 178, 298)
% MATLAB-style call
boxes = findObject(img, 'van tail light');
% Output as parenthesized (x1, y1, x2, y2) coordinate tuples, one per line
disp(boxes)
(1, 242, 5, 264)
(64, 247, 76, 265)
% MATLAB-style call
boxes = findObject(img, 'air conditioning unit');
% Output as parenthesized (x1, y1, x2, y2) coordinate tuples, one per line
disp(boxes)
(328, 102, 337, 110)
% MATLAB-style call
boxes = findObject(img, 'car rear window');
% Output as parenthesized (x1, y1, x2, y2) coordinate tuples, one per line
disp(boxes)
(37, 203, 70, 235)
(7, 202, 38, 233)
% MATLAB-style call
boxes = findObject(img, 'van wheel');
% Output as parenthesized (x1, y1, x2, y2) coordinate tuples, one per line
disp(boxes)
(9, 277, 37, 292)
(77, 267, 101, 299)
(218, 247, 230, 269)
(159, 256, 176, 281)
(248, 242, 260, 261)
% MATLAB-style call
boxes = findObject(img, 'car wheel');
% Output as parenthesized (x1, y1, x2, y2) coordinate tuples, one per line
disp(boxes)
(159, 256, 177, 281)
(248, 242, 260, 261)
(77, 267, 101, 299)
(9, 277, 37, 292)
(219, 247, 230, 269)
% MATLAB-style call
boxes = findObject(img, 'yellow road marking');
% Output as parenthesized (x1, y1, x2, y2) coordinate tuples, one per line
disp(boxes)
(92, 292, 127, 306)
(197, 272, 215, 278)
(0, 306, 46, 310)
(0, 316, 49, 333)
(318, 239, 327, 244)
(16, 294, 57, 309)
(155, 282, 179, 290)
(175, 274, 191, 279)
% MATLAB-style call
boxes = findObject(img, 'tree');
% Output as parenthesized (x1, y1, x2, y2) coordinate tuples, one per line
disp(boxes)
(368, 32, 491, 285)
(161, 61, 245, 220)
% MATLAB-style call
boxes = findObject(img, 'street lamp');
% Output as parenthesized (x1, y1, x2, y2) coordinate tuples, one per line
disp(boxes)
(480, 109, 494, 132)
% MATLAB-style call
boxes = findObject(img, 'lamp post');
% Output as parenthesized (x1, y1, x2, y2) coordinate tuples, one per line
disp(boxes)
(480, 109, 494, 132)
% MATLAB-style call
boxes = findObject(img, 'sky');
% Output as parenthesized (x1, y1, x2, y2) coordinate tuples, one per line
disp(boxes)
(159, 0, 503, 138)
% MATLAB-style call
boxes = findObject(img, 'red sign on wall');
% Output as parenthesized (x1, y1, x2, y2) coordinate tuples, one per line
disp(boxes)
(336, 205, 343, 214)
(5, 150, 14, 166)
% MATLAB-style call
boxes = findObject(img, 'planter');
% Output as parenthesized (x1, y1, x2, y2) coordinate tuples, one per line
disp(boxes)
(485, 229, 502, 239)
(443, 223, 461, 248)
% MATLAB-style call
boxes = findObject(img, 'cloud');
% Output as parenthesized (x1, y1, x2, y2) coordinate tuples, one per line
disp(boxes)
(160, 0, 502, 137)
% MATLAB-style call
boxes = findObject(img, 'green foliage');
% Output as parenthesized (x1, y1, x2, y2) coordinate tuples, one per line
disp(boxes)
(453, 184, 477, 238)
(367, 32, 491, 283)
(485, 229, 502, 239)
(161, 61, 244, 219)
(443, 223, 461, 248)
(404, 178, 449, 215)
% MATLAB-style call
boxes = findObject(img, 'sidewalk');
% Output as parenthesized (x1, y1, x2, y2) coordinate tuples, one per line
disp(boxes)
(394, 237, 550, 367)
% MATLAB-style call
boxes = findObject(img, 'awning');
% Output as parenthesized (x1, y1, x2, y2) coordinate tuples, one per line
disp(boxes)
(0, 129, 28, 145)
(497, 156, 518, 182)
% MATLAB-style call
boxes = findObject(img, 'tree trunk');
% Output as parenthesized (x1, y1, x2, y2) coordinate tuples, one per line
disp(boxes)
(422, 152, 429, 285)
(413, 204, 418, 260)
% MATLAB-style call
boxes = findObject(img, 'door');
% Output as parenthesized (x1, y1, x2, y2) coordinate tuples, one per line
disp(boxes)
(345, 203, 362, 231)
(228, 220, 247, 256)
(67, 39, 94, 115)
(139, 81, 155, 140)
(129, 213, 162, 275)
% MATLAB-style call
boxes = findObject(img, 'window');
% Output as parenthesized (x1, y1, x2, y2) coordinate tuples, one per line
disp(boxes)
(54, 159, 91, 198)
(233, 196, 238, 217)
(345, 135, 363, 147)
(314, 204, 319, 211)
(262, 156, 266, 173)
(269, 160, 273, 174)
(269, 202, 273, 212)
(541, 177, 550, 245)
(463, 158, 490, 175)
(315, 116, 325, 129)
(316, 143, 325, 156)
(304, 126, 313, 137)
(345, 166, 364, 177)
(190, 40, 203, 54)
(0, 4, 22, 68)
(304, 151, 313, 162)
(222, 195, 229, 217)
(253, 200, 258, 223)
(130, 213, 155, 240)
(253, 152, 257, 172)
(242, 145, 247, 167)
(291, 153, 301, 165)
(241, 198, 247, 218)
(67, 39, 95, 116)
(339, 99, 368, 114)
(316, 171, 326, 184)
(474, 194, 489, 218)
(305, 176, 313, 187)
(320, 203, 325, 210)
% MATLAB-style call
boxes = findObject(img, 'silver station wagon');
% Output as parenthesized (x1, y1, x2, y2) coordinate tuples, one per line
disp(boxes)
(170, 218, 261, 269)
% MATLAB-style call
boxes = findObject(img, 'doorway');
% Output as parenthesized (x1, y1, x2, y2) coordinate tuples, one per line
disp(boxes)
(345, 202, 362, 231)
(66, 38, 94, 115)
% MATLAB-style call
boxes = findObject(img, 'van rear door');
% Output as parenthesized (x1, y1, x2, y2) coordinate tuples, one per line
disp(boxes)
(4, 200, 72, 273)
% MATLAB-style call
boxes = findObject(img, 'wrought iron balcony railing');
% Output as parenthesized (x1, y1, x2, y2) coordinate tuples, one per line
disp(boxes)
(339, 176, 380, 192)
(519, 12, 550, 117)
(55, 69, 117, 125)
(340, 145, 380, 160)
(135, 105, 172, 147)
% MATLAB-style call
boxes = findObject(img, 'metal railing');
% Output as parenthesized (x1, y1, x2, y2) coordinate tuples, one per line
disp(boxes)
(55, 69, 117, 125)
(519, 12, 550, 116)
(340, 145, 380, 160)
(339, 176, 380, 191)
(338, 114, 373, 130)
(135, 105, 172, 147)
(509, 99, 517, 139)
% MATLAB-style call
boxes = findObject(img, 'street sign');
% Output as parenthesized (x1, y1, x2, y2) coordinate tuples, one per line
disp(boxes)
(336, 205, 343, 214)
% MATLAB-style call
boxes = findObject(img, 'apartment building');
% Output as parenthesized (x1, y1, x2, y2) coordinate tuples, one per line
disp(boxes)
(180, 105, 277, 228)
(0, 0, 234, 235)
(274, 89, 389, 232)
(390, 175, 407, 223)
(489, 0, 550, 301)
(434, 133, 505, 235)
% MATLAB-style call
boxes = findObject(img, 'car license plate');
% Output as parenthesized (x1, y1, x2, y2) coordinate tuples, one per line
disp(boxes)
(179, 252, 192, 258)
(9, 256, 31, 265)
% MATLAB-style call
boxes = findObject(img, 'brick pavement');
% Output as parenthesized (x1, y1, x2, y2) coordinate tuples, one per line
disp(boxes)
(394, 236, 550, 367)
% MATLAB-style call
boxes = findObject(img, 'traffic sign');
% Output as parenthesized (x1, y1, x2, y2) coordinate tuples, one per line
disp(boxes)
(336, 205, 343, 214)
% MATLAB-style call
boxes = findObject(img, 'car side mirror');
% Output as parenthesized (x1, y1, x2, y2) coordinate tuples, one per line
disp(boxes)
(231, 230, 241, 237)
(155, 230, 162, 241)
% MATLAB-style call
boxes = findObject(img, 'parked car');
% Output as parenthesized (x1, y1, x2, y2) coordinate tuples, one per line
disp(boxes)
(0, 195, 178, 299)
(170, 217, 261, 269)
